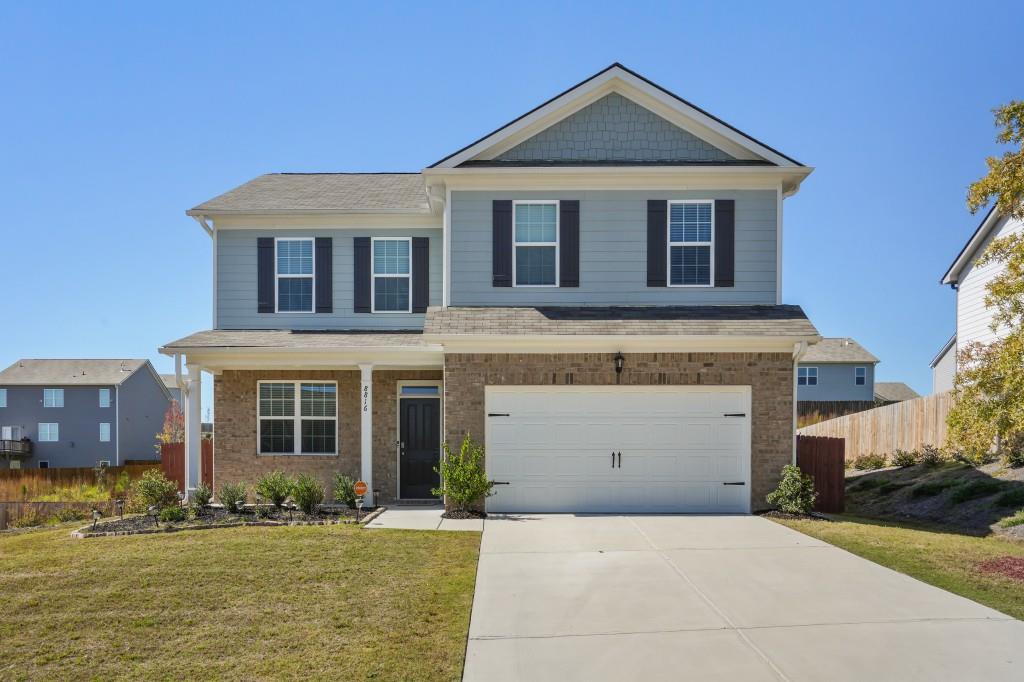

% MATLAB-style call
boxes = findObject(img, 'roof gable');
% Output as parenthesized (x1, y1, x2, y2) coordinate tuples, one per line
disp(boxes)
(801, 337, 879, 364)
(941, 206, 1008, 285)
(0, 359, 151, 386)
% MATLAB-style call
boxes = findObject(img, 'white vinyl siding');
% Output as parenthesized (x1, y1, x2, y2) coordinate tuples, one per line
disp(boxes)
(668, 201, 713, 286)
(275, 238, 314, 313)
(43, 388, 64, 408)
(257, 381, 337, 455)
(956, 215, 1024, 351)
(38, 423, 59, 441)
(99, 388, 111, 408)
(372, 237, 412, 313)
(513, 201, 559, 287)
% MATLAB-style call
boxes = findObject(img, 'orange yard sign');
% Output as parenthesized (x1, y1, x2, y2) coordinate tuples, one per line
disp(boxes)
(353, 481, 368, 496)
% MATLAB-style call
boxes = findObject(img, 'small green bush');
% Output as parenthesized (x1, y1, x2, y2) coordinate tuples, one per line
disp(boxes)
(113, 471, 132, 496)
(219, 481, 247, 512)
(999, 509, 1024, 528)
(432, 435, 495, 512)
(11, 513, 44, 528)
(919, 445, 946, 467)
(994, 488, 1024, 508)
(292, 474, 325, 515)
(1003, 438, 1024, 468)
(133, 469, 180, 510)
(256, 471, 294, 509)
(890, 450, 919, 468)
(192, 483, 213, 508)
(950, 480, 1004, 504)
(911, 480, 958, 498)
(53, 508, 89, 523)
(852, 453, 887, 470)
(333, 474, 357, 508)
(766, 464, 817, 514)
(159, 506, 186, 522)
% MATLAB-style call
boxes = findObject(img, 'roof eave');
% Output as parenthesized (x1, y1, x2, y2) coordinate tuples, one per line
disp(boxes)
(941, 205, 1001, 285)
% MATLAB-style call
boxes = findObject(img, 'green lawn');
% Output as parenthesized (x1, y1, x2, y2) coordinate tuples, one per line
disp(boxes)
(772, 515, 1024, 619)
(0, 523, 480, 681)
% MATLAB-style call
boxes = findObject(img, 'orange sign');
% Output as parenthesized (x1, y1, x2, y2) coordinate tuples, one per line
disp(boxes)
(353, 480, 368, 496)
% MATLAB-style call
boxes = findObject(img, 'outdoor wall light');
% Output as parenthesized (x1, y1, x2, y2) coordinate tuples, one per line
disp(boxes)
(614, 352, 625, 375)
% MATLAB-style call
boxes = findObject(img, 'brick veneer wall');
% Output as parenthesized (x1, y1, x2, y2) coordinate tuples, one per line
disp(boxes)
(443, 352, 794, 511)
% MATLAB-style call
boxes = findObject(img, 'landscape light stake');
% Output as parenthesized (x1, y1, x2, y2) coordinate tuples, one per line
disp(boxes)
(91, 508, 101, 530)
(148, 505, 160, 527)
(114, 498, 124, 520)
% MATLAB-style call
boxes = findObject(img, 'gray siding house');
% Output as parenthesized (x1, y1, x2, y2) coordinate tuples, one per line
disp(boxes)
(0, 359, 172, 468)
(797, 338, 878, 418)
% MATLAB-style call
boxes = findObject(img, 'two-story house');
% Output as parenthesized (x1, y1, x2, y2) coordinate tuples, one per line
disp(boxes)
(161, 64, 820, 513)
(796, 337, 879, 420)
(0, 359, 172, 468)
(933, 206, 1023, 393)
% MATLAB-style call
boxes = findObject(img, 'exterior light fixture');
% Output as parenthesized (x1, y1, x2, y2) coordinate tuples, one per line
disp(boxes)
(614, 352, 625, 375)
(114, 498, 125, 519)
(148, 505, 160, 527)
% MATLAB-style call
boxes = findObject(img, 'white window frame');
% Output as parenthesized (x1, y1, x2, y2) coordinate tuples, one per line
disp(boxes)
(256, 380, 338, 456)
(512, 200, 560, 288)
(99, 422, 111, 442)
(43, 388, 64, 408)
(855, 366, 867, 386)
(371, 236, 413, 314)
(98, 388, 111, 408)
(798, 366, 818, 386)
(98, 460, 111, 467)
(274, 237, 315, 314)
(0, 388, 6, 408)
(38, 423, 59, 442)
(667, 200, 715, 288)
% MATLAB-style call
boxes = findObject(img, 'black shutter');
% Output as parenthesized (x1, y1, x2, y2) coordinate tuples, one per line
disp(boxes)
(257, 237, 275, 312)
(492, 200, 513, 287)
(315, 237, 333, 313)
(412, 237, 429, 313)
(646, 200, 667, 287)
(714, 199, 735, 287)
(559, 200, 580, 287)
(353, 237, 371, 313)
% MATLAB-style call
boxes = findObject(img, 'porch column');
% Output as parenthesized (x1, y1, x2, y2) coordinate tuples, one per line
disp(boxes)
(359, 363, 374, 506)
(185, 362, 202, 496)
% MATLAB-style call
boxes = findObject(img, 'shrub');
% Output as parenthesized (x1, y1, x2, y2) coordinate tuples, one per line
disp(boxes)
(11, 512, 45, 528)
(911, 480, 958, 498)
(159, 506, 186, 522)
(133, 469, 180, 510)
(766, 464, 817, 514)
(994, 488, 1024, 508)
(53, 508, 89, 523)
(255, 471, 294, 509)
(919, 445, 946, 467)
(432, 435, 495, 512)
(852, 453, 887, 470)
(890, 449, 919, 468)
(1003, 435, 1024, 468)
(113, 471, 132, 496)
(192, 483, 213, 508)
(35, 484, 109, 503)
(950, 480, 1004, 504)
(333, 474, 357, 509)
(999, 509, 1024, 528)
(292, 474, 325, 515)
(219, 481, 247, 512)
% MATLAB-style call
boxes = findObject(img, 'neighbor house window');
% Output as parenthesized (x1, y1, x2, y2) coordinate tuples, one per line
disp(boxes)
(0, 389, 6, 407)
(257, 381, 337, 455)
(668, 201, 713, 286)
(99, 423, 111, 442)
(98, 460, 110, 467)
(98, 388, 111, 408)
(38, 423, 59, 441)
(38, 461, 49, 469)
(43, 388, 64, 407)
(855, 366, 867, 386)
(276, 238, 314, 312)
(372, 238, 411, 312)
(798, 367, 818, 386)
(513, 201, 558, 286)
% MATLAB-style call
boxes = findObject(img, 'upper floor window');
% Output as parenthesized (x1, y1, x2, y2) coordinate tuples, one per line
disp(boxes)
(669, 201, 713, 286)
(43, 388, 64, 408)
(257, 381, 337, 455)
(276, 238, 314, 312)
(98, 388, 111, 408)
(855, 366, 867, 386)
(514, 201, 558, 286)
(798, 367, 818, 386)
(99, 422, 111, 442)
(38, 423, 59, 441)
(372, 238, 411, 313)
(0, 388, 5, 408)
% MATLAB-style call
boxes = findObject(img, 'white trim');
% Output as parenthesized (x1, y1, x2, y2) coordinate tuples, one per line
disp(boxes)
(273, 237, 315, 314)
(797, 366, 818, 386)
(775, 184, 783, 304)
(370, 236, 413, 313)
(0, 388, 6, 408)
(395, 379, 443, 500)
(359, 364, 374, 506)
(38, 422, 59, 442)
(114, 385, 120, 465)
(443, 187, 452, 308)
(98, 388, 111, 408)
(667, 200, 714, 287)
(99, 422, 111, 442)
(431, 333, 821, 354)
(942, 207, 1003, 285)
(212, 225, 218, 327)
(256, 380, 338, 456)
(42, 388, 64, 408)
(792, 341, 808, 465)
(98, 460, 111, 467)
(512, 200, 560, 287)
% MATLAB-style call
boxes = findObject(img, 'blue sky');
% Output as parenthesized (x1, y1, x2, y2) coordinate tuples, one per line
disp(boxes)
(0, 0, 1019, 412)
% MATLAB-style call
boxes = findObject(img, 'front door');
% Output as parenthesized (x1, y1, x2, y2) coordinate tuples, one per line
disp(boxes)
(399, 397, 441, 499)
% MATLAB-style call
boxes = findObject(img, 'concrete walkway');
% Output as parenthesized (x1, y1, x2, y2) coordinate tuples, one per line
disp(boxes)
(365, 505, 483, 532)
(463, 514, 1024, 681)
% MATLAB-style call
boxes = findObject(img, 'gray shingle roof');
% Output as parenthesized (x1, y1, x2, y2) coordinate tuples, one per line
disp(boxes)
(161, 329, 436, 351)
(424, 305, 818, 337)
(0, 359, 150, 386)
(188, 173, 430, 214)
(801, 337, 879, 363)
(874, 382, 920, 403)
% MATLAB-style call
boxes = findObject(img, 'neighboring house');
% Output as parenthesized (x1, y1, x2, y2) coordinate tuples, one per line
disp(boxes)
(161, 374, 183, 404)
(160, 63, 820, 514)
(797, 337, 878, 419)
(0, 359, 172, 468)
(935, 207, 1024, 393)
(874, 382, 920, 405)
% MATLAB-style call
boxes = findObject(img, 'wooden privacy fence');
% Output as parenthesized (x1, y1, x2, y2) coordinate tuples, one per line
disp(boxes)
(795, 435, 845, 513)
(0, 500, 122, 530)
(0, 464, 157, 501)
(797, 392, 953, 461)
(160, 441, 213, 492)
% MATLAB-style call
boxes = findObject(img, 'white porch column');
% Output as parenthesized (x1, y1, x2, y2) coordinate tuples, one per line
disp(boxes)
(359, 363, 374, 506)
(185, 363, 202, 495)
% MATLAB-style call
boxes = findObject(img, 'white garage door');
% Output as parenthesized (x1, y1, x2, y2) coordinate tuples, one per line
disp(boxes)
(485, 386, 751, 514)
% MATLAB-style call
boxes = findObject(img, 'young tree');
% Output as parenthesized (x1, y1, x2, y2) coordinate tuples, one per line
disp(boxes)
(154, 400, 185, 453)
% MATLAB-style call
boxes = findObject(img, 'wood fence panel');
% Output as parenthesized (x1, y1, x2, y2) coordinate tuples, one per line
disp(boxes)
(0, 500, 121, 530)
(160, 441, 213, 492)
(797, 392, 953, 461)
(796, 435, 845, 513)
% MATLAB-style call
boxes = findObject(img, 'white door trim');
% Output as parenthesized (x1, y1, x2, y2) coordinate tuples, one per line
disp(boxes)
(396, 379, 443, 500)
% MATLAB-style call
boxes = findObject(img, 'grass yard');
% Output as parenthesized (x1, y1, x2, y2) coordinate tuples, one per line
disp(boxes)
(772, 515, 1024, 620)
(0, 523, 480, 681)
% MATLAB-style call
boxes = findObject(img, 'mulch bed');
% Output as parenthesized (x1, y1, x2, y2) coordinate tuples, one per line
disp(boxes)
(977, 556, 1024, 582)
(440, 510, 486, 520)
(759, 510, 825, 521)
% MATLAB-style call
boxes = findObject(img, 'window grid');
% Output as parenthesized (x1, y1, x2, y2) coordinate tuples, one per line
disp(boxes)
(855, 367, 867, 386)
(43, 388, 64, 408)
(798, 367, 818, 386)
(513, 201, 559, 287)
(38, 423, 59, 441)
(371, 238, 412, 313)
(668, 201, 714, 287)
(275, 238, 315, 313)
(99, 423, 111, 442)
(99, 388, 111, 408)
(257, 381, 337, 455)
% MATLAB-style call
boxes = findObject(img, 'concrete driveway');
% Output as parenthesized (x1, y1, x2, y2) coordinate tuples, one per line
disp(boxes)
(463, 515, 1023, 681)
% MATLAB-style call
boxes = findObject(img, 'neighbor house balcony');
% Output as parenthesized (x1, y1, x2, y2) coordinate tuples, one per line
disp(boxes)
(0, 439, 33, 460)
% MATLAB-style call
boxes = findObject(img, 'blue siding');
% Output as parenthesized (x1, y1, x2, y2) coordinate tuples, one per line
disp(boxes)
(117, 368, 170, 462)
(797, 363, 875, 402)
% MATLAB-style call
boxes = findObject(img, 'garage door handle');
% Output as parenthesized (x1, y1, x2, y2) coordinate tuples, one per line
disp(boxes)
(611, 451, 615, 468)
(617, 451, 622, 468)
(492, 481, 510, 486)
(723, 481, 746, 486)
(724, 413, 746, 418)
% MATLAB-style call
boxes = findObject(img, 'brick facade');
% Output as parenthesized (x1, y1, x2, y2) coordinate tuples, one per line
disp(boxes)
(443, 352, 794, 511)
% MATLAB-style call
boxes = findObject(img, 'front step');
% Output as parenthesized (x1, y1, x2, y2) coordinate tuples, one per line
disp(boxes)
(395, 498, 442, 506)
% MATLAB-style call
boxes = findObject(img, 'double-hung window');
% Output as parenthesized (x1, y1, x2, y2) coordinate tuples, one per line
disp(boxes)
(855, 366, 867, 386)
(99, 422, 111, 442)
(38, 423, 59, 441)
(668, 201, 713, 286)
(276, 238, 314, 312)
(798, 367, 818, 386)
(0, 388, 6, 408)
(43, 388, 64, 408)
(372, 238, 411, 312)
(513, 201, 558, 286)
(257, 381, 337, 455)
(98, 388, 111, 408)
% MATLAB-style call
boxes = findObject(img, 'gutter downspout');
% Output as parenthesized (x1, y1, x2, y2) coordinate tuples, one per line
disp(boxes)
(792, 341, 809, 465)
(174, 353, 187, 397)
(114, 385, 120, 466)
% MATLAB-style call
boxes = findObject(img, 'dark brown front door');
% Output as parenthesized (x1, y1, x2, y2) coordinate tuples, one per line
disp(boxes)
(399, 397, 441, 499)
